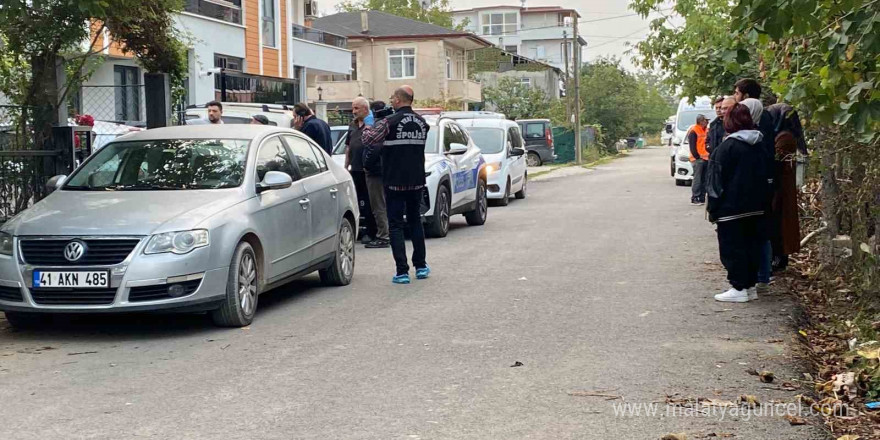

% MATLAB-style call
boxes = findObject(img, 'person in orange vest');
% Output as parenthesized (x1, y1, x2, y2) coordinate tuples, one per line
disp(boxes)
(687, 114, 711, 205)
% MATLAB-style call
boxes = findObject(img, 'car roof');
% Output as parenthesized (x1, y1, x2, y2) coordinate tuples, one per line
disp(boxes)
(516, 119, 550, 123)
(456, 118, 517, 129)
(440, 111, 506, 120)
(114, 124, 290, 141)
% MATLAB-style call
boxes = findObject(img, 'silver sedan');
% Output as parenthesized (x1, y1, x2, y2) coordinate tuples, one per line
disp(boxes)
(0, 125, 359, 327)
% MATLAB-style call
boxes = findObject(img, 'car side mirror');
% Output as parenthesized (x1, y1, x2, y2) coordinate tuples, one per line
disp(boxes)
(510, 147, 525, 157)
(46, 175, 67, 193)
(257, 171, 293, 193)
(447, 142, 468, 155)
(665, 126, 673, 134)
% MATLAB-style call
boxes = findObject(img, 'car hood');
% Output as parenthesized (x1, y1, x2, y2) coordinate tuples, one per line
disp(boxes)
(3, 189, 244, 237)
(480, 152, 504, 163)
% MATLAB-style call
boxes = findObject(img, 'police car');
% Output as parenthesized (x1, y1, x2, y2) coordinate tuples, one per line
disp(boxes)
(332, 116, 488, 238)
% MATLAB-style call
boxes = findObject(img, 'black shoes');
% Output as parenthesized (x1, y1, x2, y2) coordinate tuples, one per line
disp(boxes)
(365, 238, 390, 248)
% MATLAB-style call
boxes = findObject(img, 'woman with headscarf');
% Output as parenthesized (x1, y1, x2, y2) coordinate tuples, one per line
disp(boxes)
(706, 103, 772, 302)
(765, 103, 805, 270)
(739, 98, 776, 293)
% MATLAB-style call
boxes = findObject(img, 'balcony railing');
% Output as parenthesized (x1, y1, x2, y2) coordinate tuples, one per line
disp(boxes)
(291, 24, 347, 49)
(184, 0, 242, 25)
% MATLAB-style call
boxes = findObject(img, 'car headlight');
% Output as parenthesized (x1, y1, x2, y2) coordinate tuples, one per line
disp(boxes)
(0, 232, 13, 256)
(144, 229, 209, 255)
(485, 162, 502, 174)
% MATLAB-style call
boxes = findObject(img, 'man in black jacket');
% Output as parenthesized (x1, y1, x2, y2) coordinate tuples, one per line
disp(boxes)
(361, 100, 390, 249)
(361, 86, 430, 284)
(706, 97, 726, 155)
(345, 97, 378, 245)
(293, 103, 334, 154)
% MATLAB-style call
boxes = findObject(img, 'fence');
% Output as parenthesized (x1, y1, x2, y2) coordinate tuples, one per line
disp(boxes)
(552, 126, 599, 162)
(72, 85, 146, 127)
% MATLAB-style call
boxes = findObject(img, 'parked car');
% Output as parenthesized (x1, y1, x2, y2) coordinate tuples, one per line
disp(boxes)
(458, 118, 527, 206)
(516, 119, 556, 167)
(184, 102, 295, 127)
(0, 125, 359, 328)
(440, 111, 506, 120)
(330, 125, 348, 149)
(332, 116, 488, 238)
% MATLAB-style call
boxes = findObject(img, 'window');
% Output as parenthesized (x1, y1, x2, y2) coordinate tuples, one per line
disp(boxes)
(262, 0, 276, 47)
(519, 78, 531, 88)
(388, 48, 416, 79)
(481, 12, 517, 35)
(504, 45, 518, 54)
(309, 144, 328, 171)
(184, 0, 242, 25)
(286, 136, 322, 178)
(524, 122, 545, 139)
(113, 65, 140, 121)
(507, 127, 523, 150)
(255, 137, 294, 182)
(443, 123, 467, 152)
(558, 13, 573, 27)
(350, 51, 358, 81)
(446, 49, 452, 79)
(214, 54, 243, 72)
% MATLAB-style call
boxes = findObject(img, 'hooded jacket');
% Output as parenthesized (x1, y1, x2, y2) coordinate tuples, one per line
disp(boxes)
(706, 130, 772, 222)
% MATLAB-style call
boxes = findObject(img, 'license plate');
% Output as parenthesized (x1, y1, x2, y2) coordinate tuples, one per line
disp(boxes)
(32, 271, 109, 288)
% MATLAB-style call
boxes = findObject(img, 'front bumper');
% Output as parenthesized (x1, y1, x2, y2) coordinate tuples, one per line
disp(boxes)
(0, 237, 228, 313)
(486, 170, 506, 199)
(675, 158, 694, 180)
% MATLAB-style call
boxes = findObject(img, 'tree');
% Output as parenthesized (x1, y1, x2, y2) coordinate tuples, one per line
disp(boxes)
(0, 0, 187, 150)
(337, 0, 466, 30)
(577, 58, 642, 144)
(482, 77, 549, 121)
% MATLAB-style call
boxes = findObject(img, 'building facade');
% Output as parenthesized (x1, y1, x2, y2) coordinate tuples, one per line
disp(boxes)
(309, 11, 490, 111)
(77, 0, 352, 125)
(451, 5, 585, 72)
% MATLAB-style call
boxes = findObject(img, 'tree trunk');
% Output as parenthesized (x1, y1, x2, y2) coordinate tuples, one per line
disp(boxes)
(28, 53, 62, 151)
(818, 130, 841, 238)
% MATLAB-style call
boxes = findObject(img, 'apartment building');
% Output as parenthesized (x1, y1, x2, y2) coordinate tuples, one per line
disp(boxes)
(451, 5, 585, 72)
(77, 0, 352, 125)
(309, 11, 491, 111)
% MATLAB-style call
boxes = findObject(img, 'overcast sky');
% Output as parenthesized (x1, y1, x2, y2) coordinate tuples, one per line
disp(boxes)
(318, 0, 667, 71)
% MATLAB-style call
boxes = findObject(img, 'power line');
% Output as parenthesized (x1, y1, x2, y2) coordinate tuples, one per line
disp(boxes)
(584, 26, 651, 50)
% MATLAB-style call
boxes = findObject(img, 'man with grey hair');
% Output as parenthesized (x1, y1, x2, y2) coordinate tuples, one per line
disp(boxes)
(345, 96, 382, 245)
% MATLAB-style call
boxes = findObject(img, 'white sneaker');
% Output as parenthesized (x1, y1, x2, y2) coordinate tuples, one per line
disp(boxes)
(714, 287, 750, 303)
(748, 288, 758, 301)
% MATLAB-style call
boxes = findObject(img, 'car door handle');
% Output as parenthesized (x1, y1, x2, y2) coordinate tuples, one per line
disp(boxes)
(299, 198, 310, 210)
(329, 188, 338, 198)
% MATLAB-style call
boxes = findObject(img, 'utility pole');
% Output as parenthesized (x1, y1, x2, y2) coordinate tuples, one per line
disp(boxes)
(572, 13, 582, 165)
(563, 29, 570, 123)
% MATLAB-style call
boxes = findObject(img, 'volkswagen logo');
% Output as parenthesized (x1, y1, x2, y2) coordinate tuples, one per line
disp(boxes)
(63, 241, 87, 262)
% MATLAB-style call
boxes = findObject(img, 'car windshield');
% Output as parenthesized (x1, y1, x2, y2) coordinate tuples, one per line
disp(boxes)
(465, 127, 505, 154)
(677, 111, 713, 131)
(64, 139, 250, 190)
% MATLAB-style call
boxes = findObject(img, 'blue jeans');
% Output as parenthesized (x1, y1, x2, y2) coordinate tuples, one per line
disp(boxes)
(757, 240, 772, 284)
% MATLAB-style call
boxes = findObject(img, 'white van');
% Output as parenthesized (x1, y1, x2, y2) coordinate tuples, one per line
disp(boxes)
(660, 115, 675, 146)
(670, 97, 715, 186)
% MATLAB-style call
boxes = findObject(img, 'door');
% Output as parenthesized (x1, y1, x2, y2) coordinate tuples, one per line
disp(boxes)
(252, 136, 312, 280)
(114, 66, 140, 122)
(507, 126, 527, 191)
(445, 122, 480, 209)
(284, 135, 339, 260)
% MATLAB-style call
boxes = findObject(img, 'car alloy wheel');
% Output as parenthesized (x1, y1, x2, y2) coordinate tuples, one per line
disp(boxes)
(515, 174, 527, 199)
(527, 152, 541, 167)
(466, 180, 488, 226)
(238, 252, 257, 316)
(339, 219, 354, 279)
(438, 189, 450, 234)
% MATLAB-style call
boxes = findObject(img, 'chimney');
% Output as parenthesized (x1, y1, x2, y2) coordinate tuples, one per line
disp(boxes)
(360, 10, 369, 34)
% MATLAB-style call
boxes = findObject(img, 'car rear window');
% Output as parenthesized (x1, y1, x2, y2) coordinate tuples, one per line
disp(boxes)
(524, 123, 545, 139)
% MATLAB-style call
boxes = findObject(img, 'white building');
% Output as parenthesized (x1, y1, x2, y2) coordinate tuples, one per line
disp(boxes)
(452, 5, 585, 72)
(77, 0, 352, 125)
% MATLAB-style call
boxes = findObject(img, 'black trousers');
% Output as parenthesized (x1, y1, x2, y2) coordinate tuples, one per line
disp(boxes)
(691, 159, 707, 200)
(385, 188, 427, 275)
(350, 171, 376, 239)
(716, 215, 767, 291)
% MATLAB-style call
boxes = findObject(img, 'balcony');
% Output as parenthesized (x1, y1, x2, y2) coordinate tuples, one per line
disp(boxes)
(184, 0, 242, 25)
(448, 79, 482, 102)
(291, 24, 352, 76)
(292, 24, 347, 49)
(309, 81, 372, 103)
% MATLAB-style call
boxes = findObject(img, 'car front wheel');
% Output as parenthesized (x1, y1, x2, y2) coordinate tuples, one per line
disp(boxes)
(465, 179, 488, 226)
(211, 241, 259, 327)
(426, 184, 450, 238)
(514, 174, 527, 199)
(320, 216, 355, 286)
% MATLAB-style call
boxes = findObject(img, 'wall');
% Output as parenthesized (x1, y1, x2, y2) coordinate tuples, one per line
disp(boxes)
(521, 38, 567, 70)
(175, 13, 247, 104)
(475, 69, 561, 101)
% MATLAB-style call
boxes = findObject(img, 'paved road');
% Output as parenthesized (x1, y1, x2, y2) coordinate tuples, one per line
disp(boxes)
(0, 148, 825, 439)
